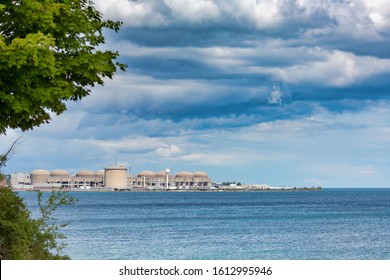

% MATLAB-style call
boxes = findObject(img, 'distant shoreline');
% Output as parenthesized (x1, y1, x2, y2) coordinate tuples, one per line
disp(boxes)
(117, 187, 323, 192)
(14, 186, 323, 192)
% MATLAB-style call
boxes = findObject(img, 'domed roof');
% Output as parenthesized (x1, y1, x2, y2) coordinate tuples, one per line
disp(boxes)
(50, 170, 69, 177)
(138, 171, 156, 177)
(156, 170, 168, 177)
(193, 171, 208, 178)
(31, 169, 50, 175)
(95, 170, 105, 177)
(76, 170, 95, 177)
(175, 171, 193, 178)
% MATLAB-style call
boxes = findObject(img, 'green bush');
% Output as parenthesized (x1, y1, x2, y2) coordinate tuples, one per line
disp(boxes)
(0, 188, 74, 259)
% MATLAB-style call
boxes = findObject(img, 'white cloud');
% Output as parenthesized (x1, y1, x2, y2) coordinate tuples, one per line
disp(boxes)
(93, 0, 168, 27)
(221, 0, 283, 28)
(268, 85, 283, 105)
(163, 0, 220, 23)
(78, 136, 164, 154)
(178, 152, 239, 166)
(361, 0, 390, 30)
(94, 0, 390, 40)
(110, 39, 390, 89)
(155, 144, 183, 158)
(268, 50, 390, 86)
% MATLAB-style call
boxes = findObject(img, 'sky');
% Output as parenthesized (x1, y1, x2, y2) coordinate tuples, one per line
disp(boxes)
(1, 0, 390, 187)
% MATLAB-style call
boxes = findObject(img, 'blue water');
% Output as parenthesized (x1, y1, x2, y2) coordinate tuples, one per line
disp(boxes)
(19, 189, 390, 260)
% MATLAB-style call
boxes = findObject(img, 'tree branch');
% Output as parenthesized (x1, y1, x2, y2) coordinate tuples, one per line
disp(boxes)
(0, 136, 22, 170)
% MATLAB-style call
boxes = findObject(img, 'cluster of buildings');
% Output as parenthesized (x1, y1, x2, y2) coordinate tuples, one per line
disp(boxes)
(5, 166, 215, 191)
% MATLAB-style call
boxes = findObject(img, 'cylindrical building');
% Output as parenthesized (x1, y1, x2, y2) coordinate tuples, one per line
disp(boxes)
(31, 169, 50, 184)
(104, 166, 128, 189)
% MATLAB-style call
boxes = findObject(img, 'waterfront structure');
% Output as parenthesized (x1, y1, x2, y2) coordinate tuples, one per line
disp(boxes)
(132, 170, 212, 189)
(104, 166, 128, 189)
(9, 166, 213, 190)
(9, 172, 32, 190)
(29, 169, 104, 190)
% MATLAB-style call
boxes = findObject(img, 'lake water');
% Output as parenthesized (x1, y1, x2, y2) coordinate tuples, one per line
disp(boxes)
(19, 189, 390, 260)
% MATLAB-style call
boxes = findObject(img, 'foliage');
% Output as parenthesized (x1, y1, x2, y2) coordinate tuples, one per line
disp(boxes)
(0, 0, 126, 134)
(0, 188, 75, 259)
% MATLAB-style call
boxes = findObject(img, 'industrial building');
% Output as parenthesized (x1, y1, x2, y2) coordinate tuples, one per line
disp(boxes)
(132, 170, 212, 189)
(8, 172, 32, 189)
(9, 166, 213, 190)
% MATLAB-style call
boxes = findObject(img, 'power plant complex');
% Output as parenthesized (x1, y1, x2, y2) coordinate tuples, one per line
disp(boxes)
(8, 166, 214, 191)
(5, 167, 321, 192)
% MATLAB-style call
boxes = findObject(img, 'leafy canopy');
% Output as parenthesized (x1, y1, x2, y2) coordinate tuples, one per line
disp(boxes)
(0, 0, 126, 134)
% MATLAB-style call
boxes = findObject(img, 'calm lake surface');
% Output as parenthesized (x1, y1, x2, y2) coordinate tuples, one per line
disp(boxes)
(19, 188, 390, 260)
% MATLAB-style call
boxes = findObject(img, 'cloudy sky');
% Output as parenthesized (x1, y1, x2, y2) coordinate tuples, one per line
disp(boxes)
(2, 0, 390, 187)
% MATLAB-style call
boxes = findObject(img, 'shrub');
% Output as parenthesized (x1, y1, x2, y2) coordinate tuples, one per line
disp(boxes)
(0, 188, 74, 259)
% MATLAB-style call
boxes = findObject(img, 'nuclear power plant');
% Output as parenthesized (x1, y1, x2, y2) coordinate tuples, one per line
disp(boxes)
(10, 166, 213, 191)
